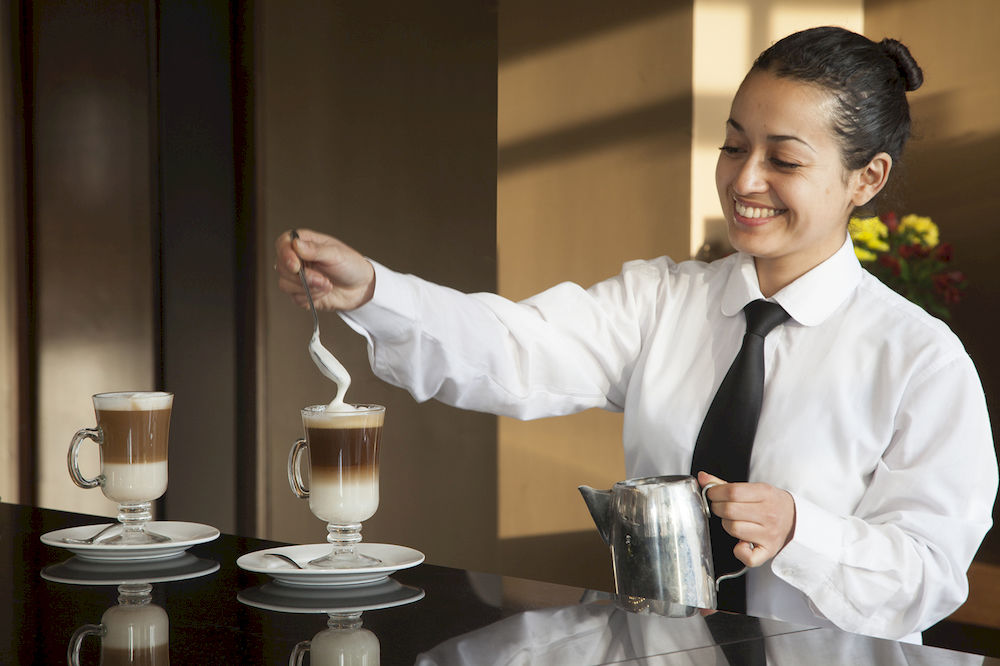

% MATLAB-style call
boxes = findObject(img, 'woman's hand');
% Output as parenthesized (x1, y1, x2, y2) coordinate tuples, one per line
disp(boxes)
(697, 471, 797, 568)
(274, 228, 376, 312)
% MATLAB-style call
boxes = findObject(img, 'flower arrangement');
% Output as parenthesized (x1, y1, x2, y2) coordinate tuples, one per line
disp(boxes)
(849, 212, 966, 319)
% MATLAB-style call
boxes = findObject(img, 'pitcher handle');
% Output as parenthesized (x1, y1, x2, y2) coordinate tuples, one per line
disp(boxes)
(701, 482, 749, 591)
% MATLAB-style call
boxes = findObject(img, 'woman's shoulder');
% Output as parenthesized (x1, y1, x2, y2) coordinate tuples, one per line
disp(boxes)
(853, 270, 968, 357)
(618, 252, 737, 285)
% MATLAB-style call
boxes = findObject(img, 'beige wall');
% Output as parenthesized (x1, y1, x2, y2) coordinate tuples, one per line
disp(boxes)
(865, 0, 1000, 556)
(256, 0, 500, 573)
(32, 0, 156, 517)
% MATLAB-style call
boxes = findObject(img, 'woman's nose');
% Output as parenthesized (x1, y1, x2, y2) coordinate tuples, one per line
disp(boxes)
(733, 158, 767, 194)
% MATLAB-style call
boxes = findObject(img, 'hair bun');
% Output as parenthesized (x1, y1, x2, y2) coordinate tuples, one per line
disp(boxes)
(880, 38, 923, 92)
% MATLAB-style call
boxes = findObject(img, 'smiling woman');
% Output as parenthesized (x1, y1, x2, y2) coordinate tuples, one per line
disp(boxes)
(273, 26, 996, 644)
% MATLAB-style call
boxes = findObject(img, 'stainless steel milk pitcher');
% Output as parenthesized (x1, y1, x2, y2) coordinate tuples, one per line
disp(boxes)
(579, 475, 747, 616)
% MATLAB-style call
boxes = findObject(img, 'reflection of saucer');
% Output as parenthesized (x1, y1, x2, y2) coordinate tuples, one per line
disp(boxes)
(41, 552, 219, 585)
(40, 522, 220, 562)
(238, 577, 425, 614)
(237, 543, 424, 587)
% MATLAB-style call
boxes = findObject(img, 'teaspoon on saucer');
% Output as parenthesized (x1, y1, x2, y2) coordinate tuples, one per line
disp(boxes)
(62, 523, 119, 545)
(267, 553, 304, 569)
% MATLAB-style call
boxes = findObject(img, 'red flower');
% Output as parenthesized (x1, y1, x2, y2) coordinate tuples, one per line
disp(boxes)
(935, 242, 953, 262)
(878, 254, 901, 276)
(898, 243, 929, 260)
(933, 272, 965, 305)
(881, 211, 899, 232)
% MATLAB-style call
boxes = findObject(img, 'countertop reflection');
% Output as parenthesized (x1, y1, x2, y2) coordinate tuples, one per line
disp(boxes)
(2, 502, 995, 665)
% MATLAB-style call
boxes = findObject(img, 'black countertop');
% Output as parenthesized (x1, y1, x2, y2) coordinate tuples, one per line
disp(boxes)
(2, 502, 994, 665)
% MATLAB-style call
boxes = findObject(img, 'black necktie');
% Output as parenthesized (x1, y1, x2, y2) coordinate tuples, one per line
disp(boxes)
(690, 299, 789, 613)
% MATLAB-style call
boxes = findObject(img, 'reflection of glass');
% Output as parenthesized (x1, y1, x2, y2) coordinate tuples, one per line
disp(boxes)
(67, 583, 169, 665)
(288, 404, 385, 569)
(67, 391, 174, 545)
(290, 612, 380, 665)
(239, 576, 422, 666)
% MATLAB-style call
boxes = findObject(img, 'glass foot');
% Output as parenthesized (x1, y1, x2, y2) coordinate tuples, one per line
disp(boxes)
(307, 549, 382, 569)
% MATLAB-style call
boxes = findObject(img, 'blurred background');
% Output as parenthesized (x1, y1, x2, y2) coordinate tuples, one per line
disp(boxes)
(0, 0, 997, 649)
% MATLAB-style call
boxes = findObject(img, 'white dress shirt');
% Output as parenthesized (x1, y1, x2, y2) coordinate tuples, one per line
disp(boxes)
(342, 235, 997, 641)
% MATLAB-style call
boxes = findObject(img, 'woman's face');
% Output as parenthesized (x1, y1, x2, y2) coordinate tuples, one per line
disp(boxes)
(715, 70, 872, 293)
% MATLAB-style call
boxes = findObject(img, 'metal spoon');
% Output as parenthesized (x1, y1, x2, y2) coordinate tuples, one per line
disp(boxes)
(63, 523, 119, 545)
(267, 552, 304, 569)
(289, 229, 351, 405)
(290, 229, 321, 338)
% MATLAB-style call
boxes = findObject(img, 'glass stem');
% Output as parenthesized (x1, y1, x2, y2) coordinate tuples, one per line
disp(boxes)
(326, 522, 362, 555)
(117, 501, 153, 536)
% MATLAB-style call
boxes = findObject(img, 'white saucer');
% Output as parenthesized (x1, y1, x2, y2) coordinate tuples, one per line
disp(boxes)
(238, 577, 425, 614)
(237, 543, 424, 587)
(41, 552, 219, 586)
(40, 522, 220, 562)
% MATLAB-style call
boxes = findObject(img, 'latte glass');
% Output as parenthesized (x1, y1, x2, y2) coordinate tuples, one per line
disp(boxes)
(68, 391, 173, 545)
(288, 404, 385, 568)
(68, 583, 169, 665)
(290, 613, 379, 665)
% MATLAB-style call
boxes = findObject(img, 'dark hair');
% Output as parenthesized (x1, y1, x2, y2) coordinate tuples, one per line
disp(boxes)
(752, 26, 922, 171)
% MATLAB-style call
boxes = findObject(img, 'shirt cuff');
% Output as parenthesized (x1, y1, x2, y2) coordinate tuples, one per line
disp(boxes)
(339, 260, 418, 342)
(769, 492, 844, 617)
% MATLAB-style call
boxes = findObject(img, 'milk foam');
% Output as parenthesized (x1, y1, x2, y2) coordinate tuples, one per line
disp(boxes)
(302, 406, 385, 429)
(93, 391, 173, 411)
(102, 603, 169, 649)
(102, 461, 168, 502)
(309, 474, 379, 524)
(308, 330, 360, 411)
(311, 627, 380, 665)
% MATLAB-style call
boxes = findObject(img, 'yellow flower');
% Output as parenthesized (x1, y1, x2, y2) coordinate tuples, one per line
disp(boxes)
(853, 246, 878, 262)
(849, 216, 889, 253)
(898, 214, 938, 248)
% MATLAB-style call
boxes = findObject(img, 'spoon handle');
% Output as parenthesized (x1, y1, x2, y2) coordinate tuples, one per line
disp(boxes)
(63, 523, 118, 545)
(290, 229, 320, 333)
(267, 552, 304, 569)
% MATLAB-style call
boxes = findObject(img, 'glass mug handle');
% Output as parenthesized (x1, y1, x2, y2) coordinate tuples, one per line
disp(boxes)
(287, 438, 310, 499)
(67, 623, 105, 665)
(288, 640, 310, 666)
(701, 482, 749, 590)
(68, 427, 103, 489)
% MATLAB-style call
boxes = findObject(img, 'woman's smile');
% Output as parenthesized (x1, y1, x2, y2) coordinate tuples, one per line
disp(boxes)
(733, 198, 787, 224)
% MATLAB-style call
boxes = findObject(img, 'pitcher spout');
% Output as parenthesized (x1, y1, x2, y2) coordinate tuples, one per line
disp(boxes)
(578, 485, 613, 545)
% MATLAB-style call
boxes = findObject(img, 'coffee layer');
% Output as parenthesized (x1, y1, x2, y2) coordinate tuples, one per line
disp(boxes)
(97, 408, 171, 464)
(307, 425, 381, 473)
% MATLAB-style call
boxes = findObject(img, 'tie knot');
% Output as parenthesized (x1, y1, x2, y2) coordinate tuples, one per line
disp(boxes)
(743, 299, 789, 337)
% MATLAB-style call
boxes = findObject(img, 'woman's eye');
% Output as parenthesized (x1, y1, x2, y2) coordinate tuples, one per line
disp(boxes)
(770, 157, 801, 169)
(719, 145, 743, 155)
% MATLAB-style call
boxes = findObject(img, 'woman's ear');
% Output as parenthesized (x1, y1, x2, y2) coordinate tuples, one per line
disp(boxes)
(851, 152, 893, 207)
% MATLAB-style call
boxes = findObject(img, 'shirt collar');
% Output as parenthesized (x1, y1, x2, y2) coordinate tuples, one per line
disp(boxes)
(721, 234, 862, 326)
